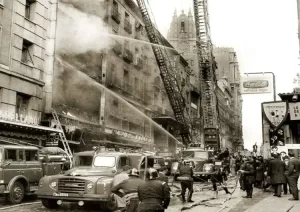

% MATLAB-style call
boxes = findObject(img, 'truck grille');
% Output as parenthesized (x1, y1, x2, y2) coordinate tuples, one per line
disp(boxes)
(58, 178, 86, 194)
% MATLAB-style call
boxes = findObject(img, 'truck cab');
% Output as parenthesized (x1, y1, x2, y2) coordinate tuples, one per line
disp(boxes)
(36, 149, 159, 210)
(0, 145, 64, 204)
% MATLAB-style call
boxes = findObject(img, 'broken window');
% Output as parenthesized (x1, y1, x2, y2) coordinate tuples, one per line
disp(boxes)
(21, 39, 34, 65)
(16, 93, 30, 120)
(181, 21, 185, 32)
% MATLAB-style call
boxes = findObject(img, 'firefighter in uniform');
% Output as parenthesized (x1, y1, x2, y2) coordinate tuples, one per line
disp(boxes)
(138, 168, 170, 212)
(111, 168, 144, 212)
(178, 160, 194, 202)
(211, 165, 231, 198)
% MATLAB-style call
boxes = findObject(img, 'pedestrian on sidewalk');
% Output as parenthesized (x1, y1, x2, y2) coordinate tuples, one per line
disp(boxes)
(280, 152, 290, 195)
(239, 157, 255, 198)
(178, 160, 194, 203)
(255, 159, 264, 189)
(267, 153, 286, 197)
(285, 152, 300, 201)
(138, 168, 170, 212)
(111, 168, 144, 212)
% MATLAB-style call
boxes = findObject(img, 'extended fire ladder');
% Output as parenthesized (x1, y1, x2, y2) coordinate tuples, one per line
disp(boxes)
(52, 110, 73, 167)
(136, 0, 193, 145)
(193, 0, 220, 148)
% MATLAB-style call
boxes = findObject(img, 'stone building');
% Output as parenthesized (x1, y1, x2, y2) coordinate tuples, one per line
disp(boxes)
(44, 0, 193, 155)
(167, 9, 202, 144)
(167, 11, 243, 150)
(0, 0, 60, 145)
(213, 47, 243, 151)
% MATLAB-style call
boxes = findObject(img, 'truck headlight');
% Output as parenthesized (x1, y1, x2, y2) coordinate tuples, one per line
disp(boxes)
(50, 181, 57, 189)
(87, 182, 93, 190)
(203, 164, 213, 172)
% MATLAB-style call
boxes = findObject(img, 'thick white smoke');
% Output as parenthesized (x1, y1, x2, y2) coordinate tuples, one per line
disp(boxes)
(56, 2, 112, 54)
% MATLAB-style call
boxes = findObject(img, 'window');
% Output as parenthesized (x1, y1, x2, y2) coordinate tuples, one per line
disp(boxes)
(16, 93, 30, 120)
(25, 0, 35, 19)
(5, 150, 17, 161)
(25, 150, 38, 161)
(125, 12, 130, 21)
(21, 39, 34, 65)
(119, 157, 127, 167)
(94, 156, 116, 167)
(74, 156, 93, 167)
(181, 21, 185, 32)
(18, 150, 25, 161)
(191, 60, 194, 66)
(113, 0, 118, 9)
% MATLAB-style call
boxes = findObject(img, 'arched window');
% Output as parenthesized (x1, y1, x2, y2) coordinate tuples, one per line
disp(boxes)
(181, 21, 185, 32)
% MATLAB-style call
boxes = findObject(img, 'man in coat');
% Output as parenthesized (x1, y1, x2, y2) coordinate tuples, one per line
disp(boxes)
(178, 161, 194, 202)
(239, 157, 255, 198)
(285, 152, 300, 200)
(267, 153, 286, 197)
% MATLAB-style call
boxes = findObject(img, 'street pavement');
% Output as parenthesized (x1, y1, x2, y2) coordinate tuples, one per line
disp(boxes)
(1, 178, 300, 212)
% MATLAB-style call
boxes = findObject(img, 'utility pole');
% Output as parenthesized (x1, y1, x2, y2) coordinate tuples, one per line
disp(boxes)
(297, 0, 300, 55)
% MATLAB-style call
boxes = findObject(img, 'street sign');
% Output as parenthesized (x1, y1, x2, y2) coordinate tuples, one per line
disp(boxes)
(289, 102, 300, 120)
(285, 144, 300, 149)
(262, 101, 288, 129)
(241, 75, 273, 94)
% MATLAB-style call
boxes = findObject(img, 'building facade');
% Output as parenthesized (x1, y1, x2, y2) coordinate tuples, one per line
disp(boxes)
(0, 0, 61, 146)
(213, 47, 244, 151)
(167, 11, 243, 151)
(45, 0, 194, 155)
(167, 9, 203, 144)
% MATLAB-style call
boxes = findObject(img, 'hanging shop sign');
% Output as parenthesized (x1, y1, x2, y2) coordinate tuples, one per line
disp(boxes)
(289, 102, 300, 120)
(241, 75, 273, 94)
(262, 101, 288, 129)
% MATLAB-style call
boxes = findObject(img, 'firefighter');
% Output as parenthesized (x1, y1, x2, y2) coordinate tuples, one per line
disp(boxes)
(111, 168, 144, 212)
(138, 168, 170, 212)
(178, 160, 194, 202)
(210, 158, 231, 198)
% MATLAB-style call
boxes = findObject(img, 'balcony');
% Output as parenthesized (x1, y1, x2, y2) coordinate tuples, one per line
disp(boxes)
(106, 74, 122, 89)
(134, 57, 144, 69)
(111, 7, 121, 24)
(123, 82, 133, 95)
(124, 19, 132, 34)
(113, 41, 122, 55)
(123, 49, 133, 63)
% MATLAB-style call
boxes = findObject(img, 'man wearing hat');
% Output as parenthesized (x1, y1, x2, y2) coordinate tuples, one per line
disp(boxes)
(239, 157, 255, 198)
(178, 160, 194, 202)
(111, 168, 144, 212)
(138, 168, 170, 212)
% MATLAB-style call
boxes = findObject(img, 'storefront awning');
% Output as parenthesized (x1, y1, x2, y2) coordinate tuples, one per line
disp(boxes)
(152, 116, 181, 126)
(0, 119, 62, 133)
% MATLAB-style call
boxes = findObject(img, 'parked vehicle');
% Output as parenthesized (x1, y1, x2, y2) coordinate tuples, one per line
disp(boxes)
(173, 147, 215, 181)
(36, 148, 163, 211)
(0, 145, 66, 204)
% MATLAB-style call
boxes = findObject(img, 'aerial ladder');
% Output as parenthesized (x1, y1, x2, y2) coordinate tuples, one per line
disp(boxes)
(193, 0, 220, 149)
(136, 0, 194, 146)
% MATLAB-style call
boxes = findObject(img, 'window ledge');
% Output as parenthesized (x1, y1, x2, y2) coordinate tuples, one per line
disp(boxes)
(24, 17, 36, 25)
(20, 61, 34, 68)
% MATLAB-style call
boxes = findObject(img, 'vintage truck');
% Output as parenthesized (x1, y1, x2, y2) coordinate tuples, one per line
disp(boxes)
(173, 146, 215, 181)
(0, 145, 68, 204)
(36, 149, 163, 210)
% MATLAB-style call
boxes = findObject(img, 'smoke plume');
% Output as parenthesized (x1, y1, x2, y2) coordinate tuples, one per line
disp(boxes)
(56, 1, 112, 54)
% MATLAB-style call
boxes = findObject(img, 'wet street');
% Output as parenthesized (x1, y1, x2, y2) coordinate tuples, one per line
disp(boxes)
(1, 178, 300, 212)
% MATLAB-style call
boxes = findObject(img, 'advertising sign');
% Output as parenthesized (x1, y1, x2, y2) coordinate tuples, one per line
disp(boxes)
(289, 102, 300, 120)
(285, 144, 300, 149)
(262, 101, 288, 129)
(241, 75, 273, 94)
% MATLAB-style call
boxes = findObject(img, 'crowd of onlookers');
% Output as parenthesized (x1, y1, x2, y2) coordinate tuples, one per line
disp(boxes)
(222, 150, 300, 200)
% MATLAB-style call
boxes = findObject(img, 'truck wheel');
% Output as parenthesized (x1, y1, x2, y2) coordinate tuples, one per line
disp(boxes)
(41, 199, 59, 209)
(8, 181, 25, 204)
(99, 200, 117, 211)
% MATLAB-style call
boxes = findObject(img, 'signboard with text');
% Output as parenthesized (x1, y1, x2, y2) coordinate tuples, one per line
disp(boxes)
(241, 75, 273, 94)
(262, 101, 288, 129)
(289, 102, 300, 120)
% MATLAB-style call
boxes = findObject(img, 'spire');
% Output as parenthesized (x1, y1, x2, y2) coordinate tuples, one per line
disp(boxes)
(188, 8, 192, 16)
(181, 9, 184, 14)
(173, 8, 177, 16)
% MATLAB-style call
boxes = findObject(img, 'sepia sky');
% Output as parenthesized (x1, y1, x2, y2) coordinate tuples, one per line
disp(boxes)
(148, 0, 300, 150)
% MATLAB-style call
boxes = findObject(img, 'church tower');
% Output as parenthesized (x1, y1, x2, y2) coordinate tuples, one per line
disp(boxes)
(167, 9, 198, 80)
